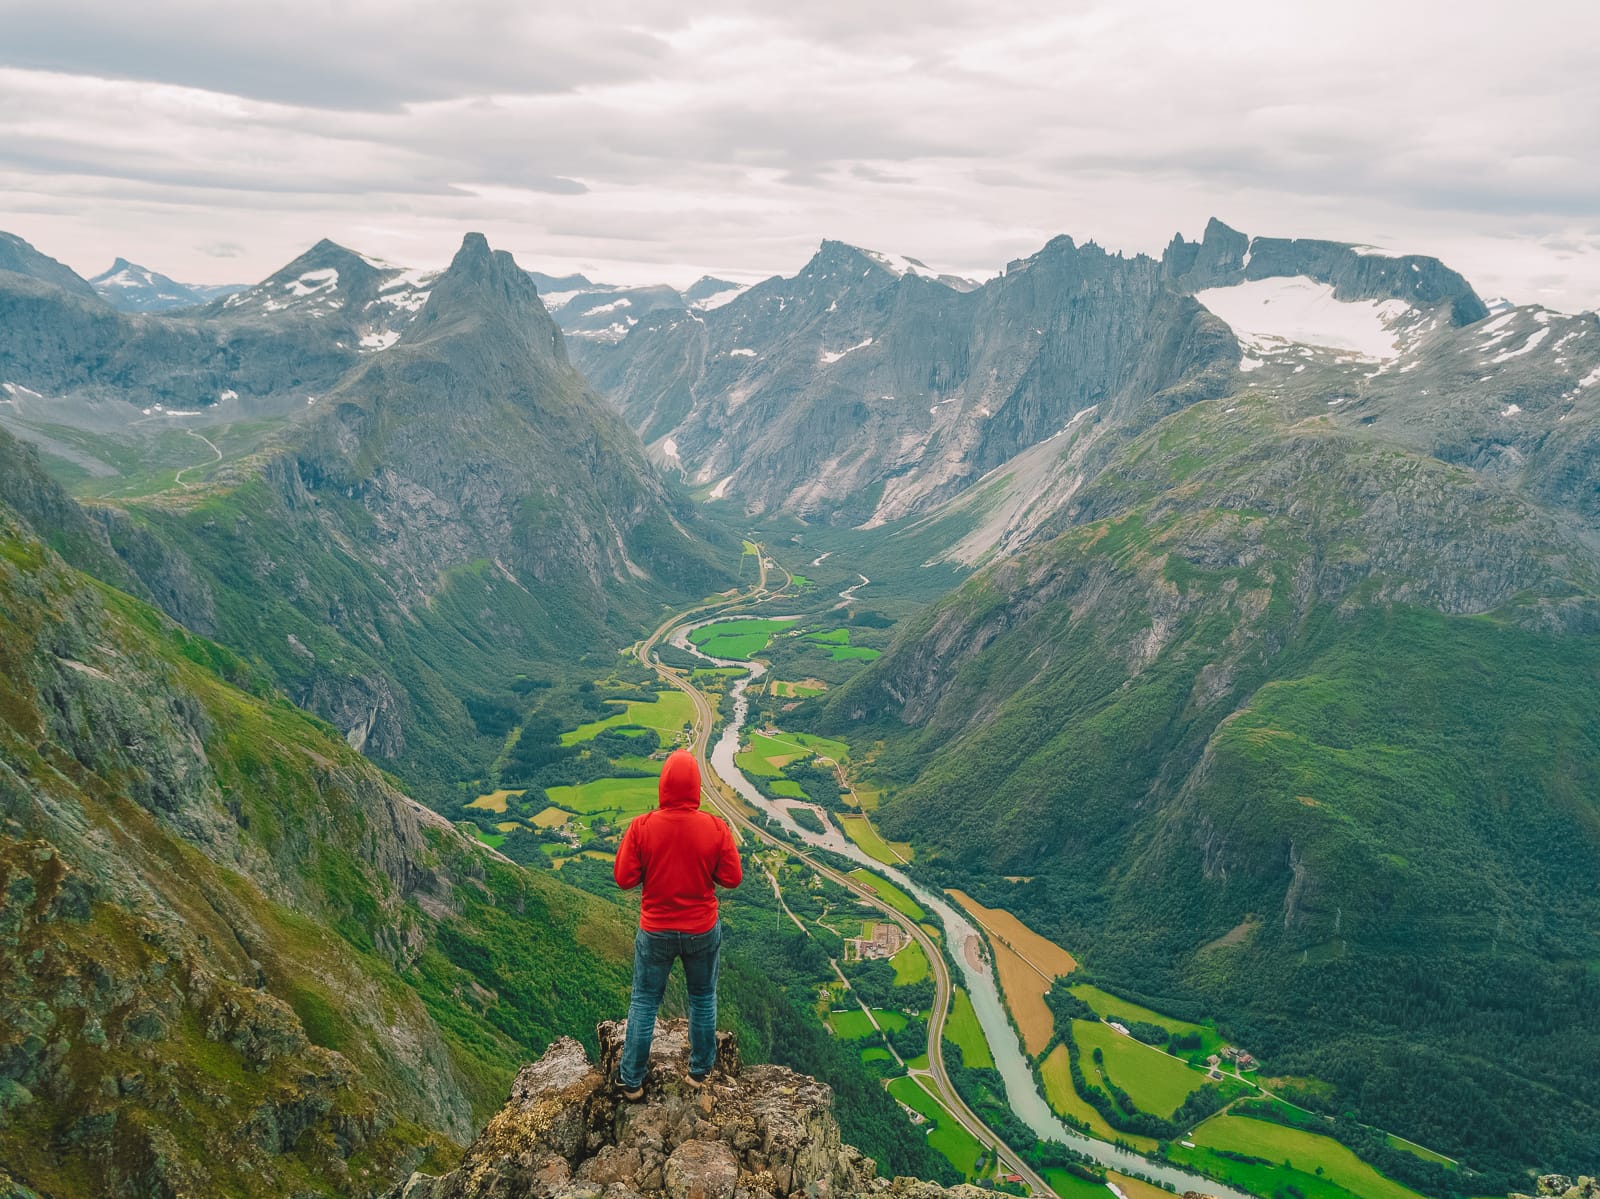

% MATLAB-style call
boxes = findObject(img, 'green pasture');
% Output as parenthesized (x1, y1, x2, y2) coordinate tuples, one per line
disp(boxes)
(827, 1008, 909, 1040)
(943, 987, 993, 1069)
(847, 868, 924, 921)
(1071, 1019, 1207, 1118)
(559, 691, 693, 745)
(1173, 1114, 1429, 1199)
(688, 617, 792, 660)
(886, 1076, 990, 1181)
(890, 940, 929, 986)
(840, 814, 911, 866)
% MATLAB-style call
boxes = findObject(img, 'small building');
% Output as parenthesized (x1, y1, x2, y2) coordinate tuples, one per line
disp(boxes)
(1108, 1021, 1131, 1037)
(1237, 1052, 1257, 1070)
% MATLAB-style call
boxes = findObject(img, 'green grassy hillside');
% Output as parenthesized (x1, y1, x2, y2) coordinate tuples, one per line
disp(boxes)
(825, 390, 1600, 1182)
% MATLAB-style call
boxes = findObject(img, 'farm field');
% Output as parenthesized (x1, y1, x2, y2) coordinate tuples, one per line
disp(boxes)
(886, 1076, 989, 1181)
(771, 678, 828, 698)
(1068, 983, 1216, 1054)
(735, 727, 848, 779)
(826, 1008, 909, 1040)
(1107, 1172, 1171, 1199)
(890, 941, 929, 986)
(949, 889, 1076, 1055)
(847, 868, 924, 921)
(688, 617, 794, 660)
(1172, 1114, 1429, 1199)
(466, 788, 525, 813)
(943, 987, 993, 1069)
(545, 776, 660, 816)
(1071, 1020, 1207, 1118)
(530, 806, 571, 828)
(804, 627, 882, 661)
(1040, 1168, 1114, 1199)
(1038, 1045, 1158, 1152)
(839, 813, 912, 866)
(559, 691, 694, 745)
(860, 1046, 891, 1064)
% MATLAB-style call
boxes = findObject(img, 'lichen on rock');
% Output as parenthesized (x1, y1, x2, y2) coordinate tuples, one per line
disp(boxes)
(389, 1020, 991, 1199)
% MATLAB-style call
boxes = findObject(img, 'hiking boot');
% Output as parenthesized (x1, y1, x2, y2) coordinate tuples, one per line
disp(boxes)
(613, 1070, 645, 1101)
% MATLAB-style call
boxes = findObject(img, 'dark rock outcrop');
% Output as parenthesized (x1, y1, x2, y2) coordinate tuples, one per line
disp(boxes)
(390, 1021, 989, 1199)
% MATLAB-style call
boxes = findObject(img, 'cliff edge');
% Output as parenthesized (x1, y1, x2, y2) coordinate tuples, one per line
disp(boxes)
(387, 1019, 991, 1199)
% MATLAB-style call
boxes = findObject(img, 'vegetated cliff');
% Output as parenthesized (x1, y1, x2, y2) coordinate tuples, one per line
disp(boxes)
(825, 385, 1600, 1179)
(0, 231, 732, 797)
(0, 500, 645, 1197)
(389, 1019, 992, 1199)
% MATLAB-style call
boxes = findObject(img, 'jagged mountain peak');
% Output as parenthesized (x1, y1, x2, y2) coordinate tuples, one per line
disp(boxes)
(403, 232, 565, 362)
(803, 240, 979, 291)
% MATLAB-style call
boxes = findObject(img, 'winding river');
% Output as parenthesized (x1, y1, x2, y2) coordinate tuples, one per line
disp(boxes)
(683, 625, 1253, 1199)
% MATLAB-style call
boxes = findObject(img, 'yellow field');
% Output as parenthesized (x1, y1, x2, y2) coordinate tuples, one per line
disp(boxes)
(495, 821, 521, 833)
(466, 788, 525, 813)
(949, 889, 1077, 1055)
(531, 806, 571, 828)
(1108, 1172, 1171, 1199)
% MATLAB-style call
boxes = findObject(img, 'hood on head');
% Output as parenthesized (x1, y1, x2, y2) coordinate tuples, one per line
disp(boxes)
(658, 748, 701, 809)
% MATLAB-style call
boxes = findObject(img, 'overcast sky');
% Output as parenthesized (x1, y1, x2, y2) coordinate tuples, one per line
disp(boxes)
(1, 0, 1596, 309)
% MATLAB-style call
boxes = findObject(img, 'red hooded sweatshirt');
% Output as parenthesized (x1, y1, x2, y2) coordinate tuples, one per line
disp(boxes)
(614, 748, 742, 933)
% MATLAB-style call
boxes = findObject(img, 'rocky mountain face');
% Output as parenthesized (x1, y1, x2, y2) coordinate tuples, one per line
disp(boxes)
(0, 497, 652, 1198)
(389, 1020, 989, 1199)
(575, 237, 1238, 525)
(0, 230, 730, 791)
(569, 219, 1520, 537)
(89, 258, 243, 311)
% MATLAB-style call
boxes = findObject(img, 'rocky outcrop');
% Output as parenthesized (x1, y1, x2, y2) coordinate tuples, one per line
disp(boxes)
(1513, 1178, 1598, 1199)
(391, 1021, 988, 1199)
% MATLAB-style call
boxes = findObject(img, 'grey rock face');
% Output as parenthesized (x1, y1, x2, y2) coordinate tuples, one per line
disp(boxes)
(578, 236, 1236, 525)
(1163, 217, 1489, 324)
(390, 1022, 991, 1199)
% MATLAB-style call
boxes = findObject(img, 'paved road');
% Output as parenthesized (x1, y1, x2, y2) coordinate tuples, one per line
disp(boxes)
(635, 555, 1058, 1197)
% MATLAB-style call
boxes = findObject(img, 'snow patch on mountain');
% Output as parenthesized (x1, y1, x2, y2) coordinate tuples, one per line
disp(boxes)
(1196, 277, 1411, 361)
(820, 337, 874, 364)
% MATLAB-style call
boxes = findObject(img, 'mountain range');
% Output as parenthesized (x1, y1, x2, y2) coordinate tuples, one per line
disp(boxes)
(2, 211, 1598, 1195)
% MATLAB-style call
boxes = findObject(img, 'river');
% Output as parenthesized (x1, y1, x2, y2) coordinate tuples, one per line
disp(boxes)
(685, 626, 1253, 1199)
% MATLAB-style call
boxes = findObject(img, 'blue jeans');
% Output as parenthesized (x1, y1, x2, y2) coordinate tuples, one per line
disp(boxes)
(619, 921, 722, 1088)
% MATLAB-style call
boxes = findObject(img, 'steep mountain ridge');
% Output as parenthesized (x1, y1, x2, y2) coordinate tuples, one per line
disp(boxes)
(577, 235, 1237, 524)
(0, 496, 647, 1198)
(0, 230, 730, 791)
(103, 233, 729, 782)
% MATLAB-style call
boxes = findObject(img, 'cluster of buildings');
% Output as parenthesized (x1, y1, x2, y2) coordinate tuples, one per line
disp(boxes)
(845, 921, 909, 962)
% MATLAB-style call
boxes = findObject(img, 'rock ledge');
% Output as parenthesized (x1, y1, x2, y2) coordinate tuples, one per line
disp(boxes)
(388, 1019, 990, 1199)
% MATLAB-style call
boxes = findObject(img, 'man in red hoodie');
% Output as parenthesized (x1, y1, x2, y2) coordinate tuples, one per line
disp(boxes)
(613, 747, 743, 1097)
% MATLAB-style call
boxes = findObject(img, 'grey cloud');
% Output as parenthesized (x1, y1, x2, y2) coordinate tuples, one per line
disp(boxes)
(0, 0, 673, 109)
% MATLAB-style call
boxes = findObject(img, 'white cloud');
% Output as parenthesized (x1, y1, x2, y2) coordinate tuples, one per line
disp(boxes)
(0, 0, 1596, 308)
